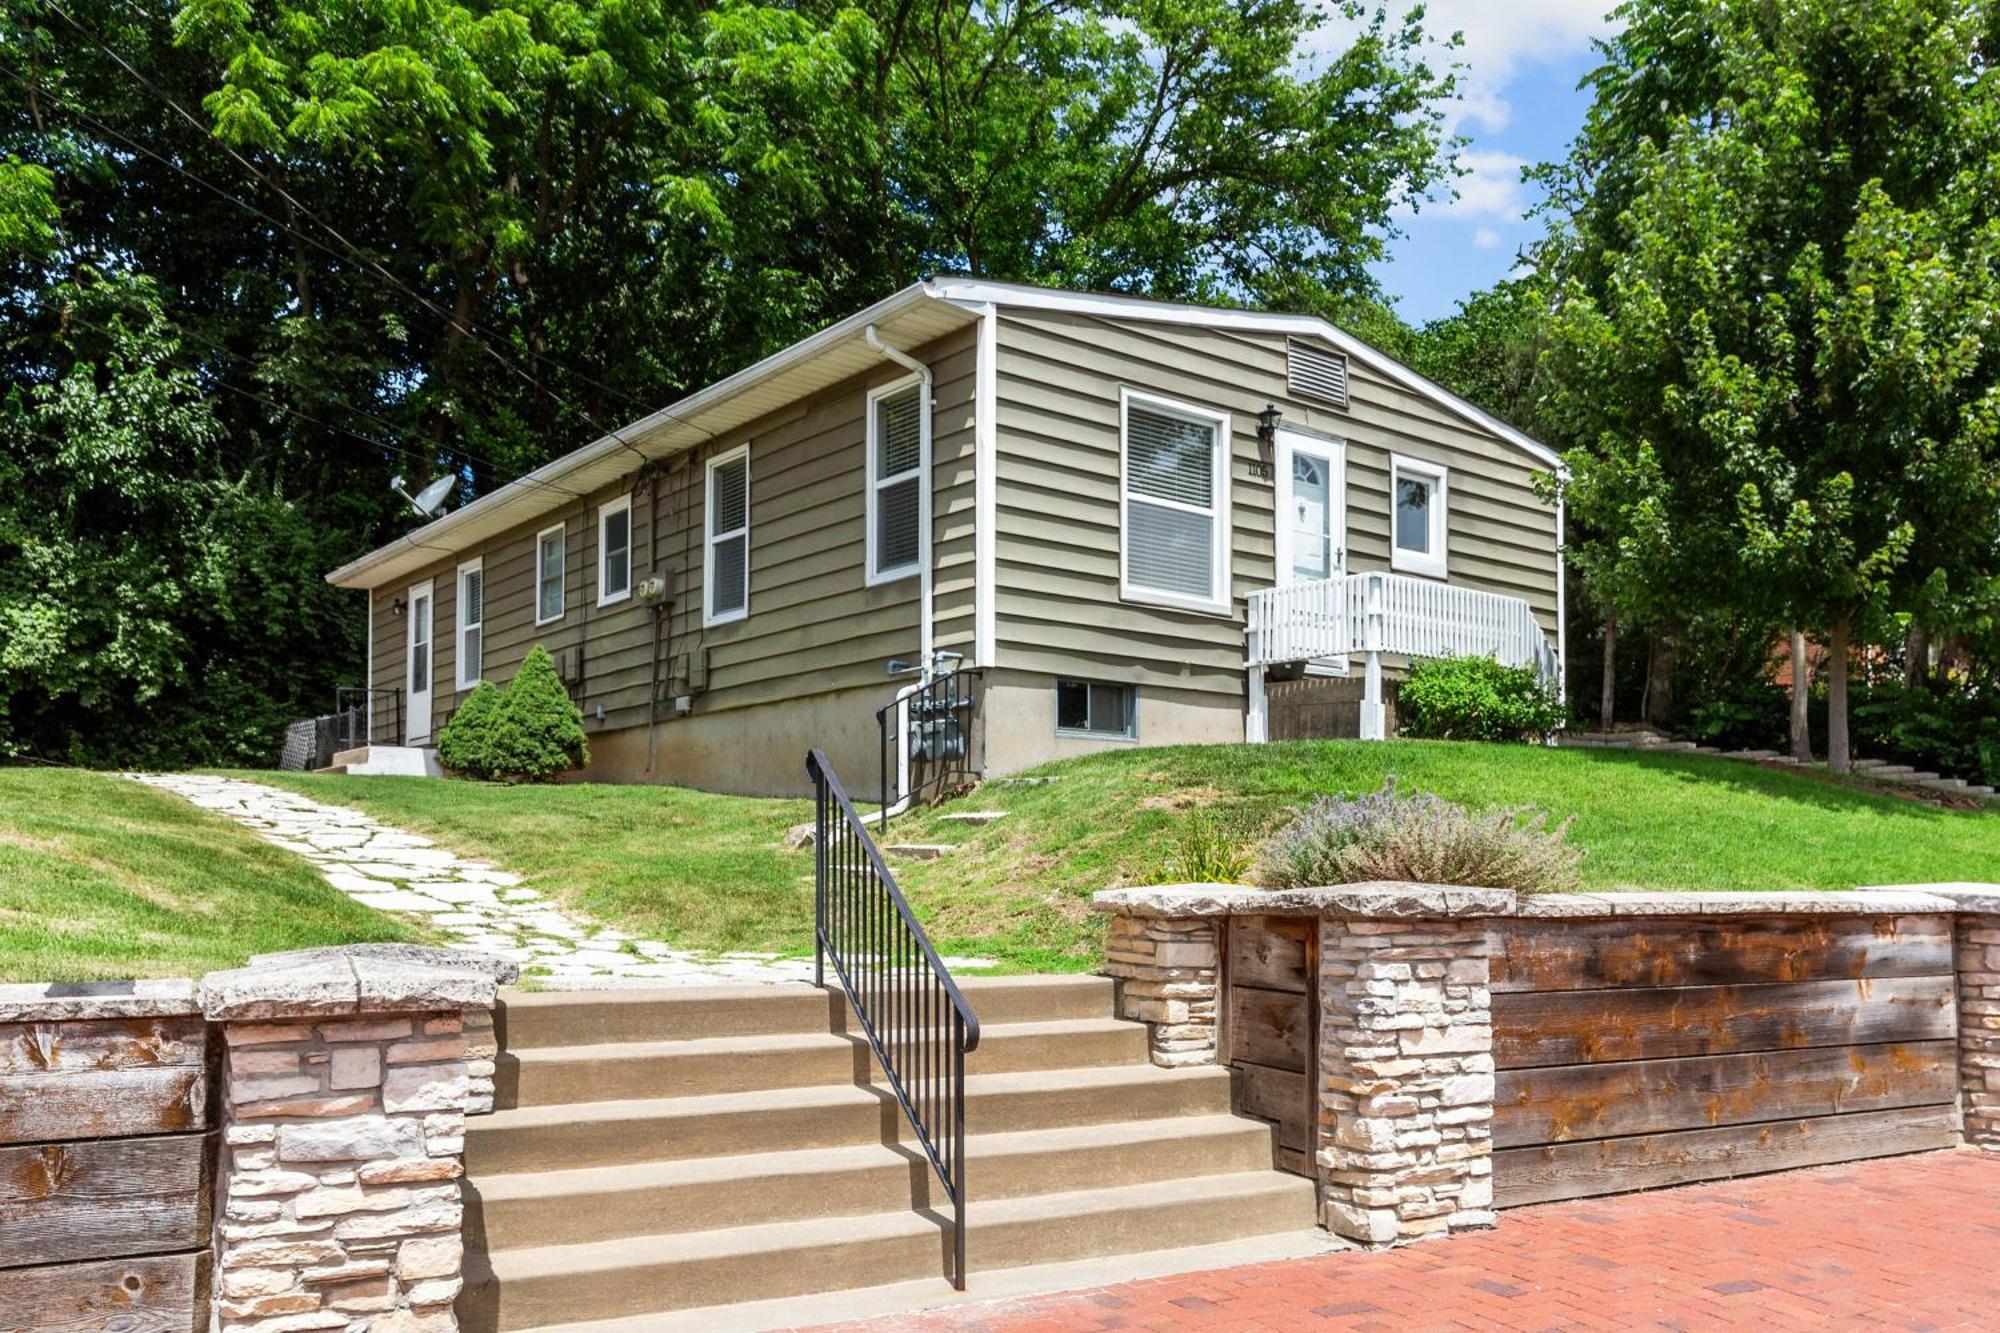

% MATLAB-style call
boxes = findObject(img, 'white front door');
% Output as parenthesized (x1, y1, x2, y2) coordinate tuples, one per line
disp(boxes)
(1275, 431, 1346, 586)
(406, 579, 434, 744)
(1274, 431, 1347, 673)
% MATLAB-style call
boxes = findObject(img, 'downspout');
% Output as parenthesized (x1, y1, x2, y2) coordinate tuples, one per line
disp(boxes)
(865, 325, 935, 822)
(865, 325, 934, 675)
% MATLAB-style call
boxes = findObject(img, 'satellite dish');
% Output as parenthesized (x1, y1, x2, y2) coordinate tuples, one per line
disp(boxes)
(391, 473, 457, 518)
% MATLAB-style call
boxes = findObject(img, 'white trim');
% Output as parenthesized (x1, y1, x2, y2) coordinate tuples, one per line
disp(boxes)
(704, 443, 751, 627)
(930, 279, 1565, 473)
(1389, 453, 1449, 580)
(597, 494, 633, 607)
(364, 588, 374, 741)
(865, 373, 930, 588)
(534, 523, 567, 626)
(1118, 386, 1232, 616)
(1556, 491, 1569, 697)
(973, 305, 998, 668)
(454, 556, 484, 691)
(405, 578, 434, 745)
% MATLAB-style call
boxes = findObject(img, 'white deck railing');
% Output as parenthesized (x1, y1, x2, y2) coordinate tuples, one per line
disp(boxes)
(1246, 571, 1560, 740)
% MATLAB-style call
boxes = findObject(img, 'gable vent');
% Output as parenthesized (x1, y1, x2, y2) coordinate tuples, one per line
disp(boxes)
(1287, 340, 1349, 407)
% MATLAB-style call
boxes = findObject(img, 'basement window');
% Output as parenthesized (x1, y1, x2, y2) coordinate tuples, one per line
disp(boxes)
(1056, 679, 1136, 739)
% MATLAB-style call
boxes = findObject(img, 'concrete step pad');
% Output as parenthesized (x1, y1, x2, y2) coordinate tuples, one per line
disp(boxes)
(470, 1114, 1278, 1249)
(466, 1063, 1235, 1174)
(498, 975, 1115, 1050)
(497, 1017, 1151, 1109)
(461, 1170, 1319, 1331)
(883, 843, 954, 861)
(937, 811, 1008, 825)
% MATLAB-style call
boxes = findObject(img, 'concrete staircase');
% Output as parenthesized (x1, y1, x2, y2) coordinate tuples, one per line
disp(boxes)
(460, 977, 1316, 1331)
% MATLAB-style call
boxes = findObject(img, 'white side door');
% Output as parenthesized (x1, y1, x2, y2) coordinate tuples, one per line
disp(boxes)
(406, 579, 434, 744)
(1273, 431, 1348, 671)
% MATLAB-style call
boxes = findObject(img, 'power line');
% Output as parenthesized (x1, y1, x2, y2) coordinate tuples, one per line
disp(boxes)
(41, 0, 676, 467)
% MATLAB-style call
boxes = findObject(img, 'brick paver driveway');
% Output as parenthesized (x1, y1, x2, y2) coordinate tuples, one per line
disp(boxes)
(872, 1151, 2000, 1331)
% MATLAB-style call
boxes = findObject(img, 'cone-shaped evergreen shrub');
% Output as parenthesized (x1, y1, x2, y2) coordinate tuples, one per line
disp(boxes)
(436, 679, 503, 777)
(488, 644, 589, 782)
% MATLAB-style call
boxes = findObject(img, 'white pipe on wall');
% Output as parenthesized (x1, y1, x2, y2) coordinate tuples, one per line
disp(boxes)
(864, 325, 935, 815)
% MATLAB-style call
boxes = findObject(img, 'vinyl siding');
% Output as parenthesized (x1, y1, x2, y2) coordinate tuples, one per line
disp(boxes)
(991, 307, 1559, 700)
(368, 325, 976, 744)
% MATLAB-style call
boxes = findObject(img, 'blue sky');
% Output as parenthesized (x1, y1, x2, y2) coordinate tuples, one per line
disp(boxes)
(1337, 1, 1620, 325)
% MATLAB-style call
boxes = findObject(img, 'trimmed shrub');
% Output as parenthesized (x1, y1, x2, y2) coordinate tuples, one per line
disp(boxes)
(1150, 812, 1252, 885)
(487, 645, 589, 782)
(435, 679, 503, 776)
(1253, 778, 1582, 893)
(1399, 654, 1566, 743)
(433, 645, 588, 782)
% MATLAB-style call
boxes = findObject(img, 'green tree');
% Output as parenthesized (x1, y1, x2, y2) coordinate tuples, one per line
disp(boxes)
(1538, 0, 2000, 768)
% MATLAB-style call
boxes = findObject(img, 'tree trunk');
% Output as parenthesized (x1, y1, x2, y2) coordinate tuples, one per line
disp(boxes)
(1904, 621, 1929, 691)
(1599, 615, 1618, 732)
(1789, 629, 1812, 762)
(1642, 632, 1674, 729)
(1827, 616, 1852, 774)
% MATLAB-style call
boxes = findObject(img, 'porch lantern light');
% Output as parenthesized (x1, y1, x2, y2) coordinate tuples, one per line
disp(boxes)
(391, 595, 407, 618)
(1256, 402, 1282, 446)
(1252, 403, 1282, 479)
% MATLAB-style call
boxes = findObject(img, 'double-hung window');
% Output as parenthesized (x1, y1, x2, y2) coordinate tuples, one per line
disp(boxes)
(867, 379, 926, 584)
(536, 524, 566, 624)
(1389, 454, 1448, 579)
(455, 558, 484, 690)
(705, 445, 750, 625)
(1120, 389, 1230, 612)
(598, 494, 632, 606)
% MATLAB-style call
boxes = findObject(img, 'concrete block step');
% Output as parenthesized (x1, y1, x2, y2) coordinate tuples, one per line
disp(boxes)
(937, 811, 1007, 825)
(884, 843, 954, 861)
(497, 975, 1115, 1050)
(496, 1018, 1149, 1109)
(470, 1114, 1278, 1250)
(466, 1063, 1234, 1175)
(1868, 765, 1917, 777)
(460, 1170, 1319, 1331)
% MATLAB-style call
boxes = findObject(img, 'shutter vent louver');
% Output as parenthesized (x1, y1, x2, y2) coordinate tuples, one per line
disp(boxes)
(1287, 340, 1348, 407)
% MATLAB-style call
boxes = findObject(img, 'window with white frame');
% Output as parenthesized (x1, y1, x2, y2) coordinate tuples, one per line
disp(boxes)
(456, 558, 484, 690)
(1120, 389, 1230, 610)
(705, 446, 750, 625)
(598, 494, 632, 606)
(536, 524, 566, 624)
(868, 380, 925, 583)
(1390, 454, 1448, 578)
(1055, 679, 1136, 739)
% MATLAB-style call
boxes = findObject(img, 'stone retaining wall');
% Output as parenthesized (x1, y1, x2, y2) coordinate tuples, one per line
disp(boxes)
(1097, 881, 2000, 1249)
(0, 945, 510, 1333)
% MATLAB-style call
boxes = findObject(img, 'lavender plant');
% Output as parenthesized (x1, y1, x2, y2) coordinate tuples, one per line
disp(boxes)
(1253, 778, 1582, 893)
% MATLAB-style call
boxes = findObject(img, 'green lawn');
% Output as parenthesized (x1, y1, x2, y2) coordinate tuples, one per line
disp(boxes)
(0, 767, 424, 982)
(256, 741, 2000, 975)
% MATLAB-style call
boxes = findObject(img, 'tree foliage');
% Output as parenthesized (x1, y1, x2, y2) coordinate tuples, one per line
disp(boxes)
(2, 0, 1460, 763)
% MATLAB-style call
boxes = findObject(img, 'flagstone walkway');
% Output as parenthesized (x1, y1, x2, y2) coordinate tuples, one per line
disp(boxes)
(129, 772, 822, 988)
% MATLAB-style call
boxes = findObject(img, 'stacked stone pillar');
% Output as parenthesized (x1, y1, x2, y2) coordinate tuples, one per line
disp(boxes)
(1102, 911, 1219, 1066)
(201, 946, 510, 1333)
(1318, 917, 1495, 1245)
(1957, 913, 2000, 1150)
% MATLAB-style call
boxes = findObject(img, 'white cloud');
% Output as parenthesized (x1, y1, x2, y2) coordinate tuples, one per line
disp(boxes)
(1449, 151, 1530, 222)
(1473, 226, 1502, 250)
(1413, 0, 1616, 134)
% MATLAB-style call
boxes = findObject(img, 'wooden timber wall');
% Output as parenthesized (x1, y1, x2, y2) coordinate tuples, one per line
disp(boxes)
(1489, 914, 1960, 1207)
(0, 1013, 217, 1332)
(1224, 917, 1317, 1178)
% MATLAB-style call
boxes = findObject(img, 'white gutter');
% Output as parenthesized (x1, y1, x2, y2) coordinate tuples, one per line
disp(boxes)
(864, 324, 936, 679)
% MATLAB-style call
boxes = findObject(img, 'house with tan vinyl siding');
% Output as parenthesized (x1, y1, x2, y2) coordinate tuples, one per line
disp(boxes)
(326, 280, 1566, 796)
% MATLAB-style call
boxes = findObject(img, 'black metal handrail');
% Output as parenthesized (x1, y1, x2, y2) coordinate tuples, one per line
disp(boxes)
(808, 747, 980, 1288)
(877, 667, 976, 825)
(335, 686, 403, 748)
